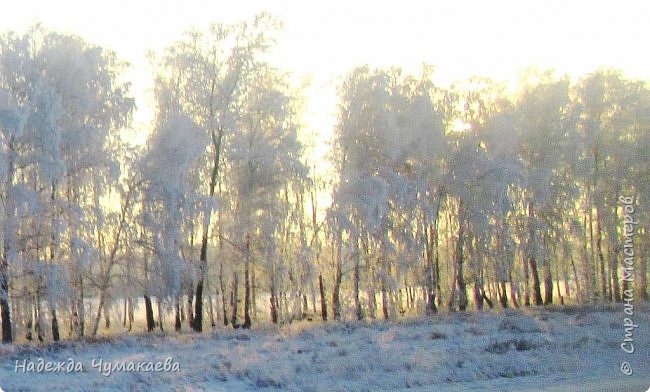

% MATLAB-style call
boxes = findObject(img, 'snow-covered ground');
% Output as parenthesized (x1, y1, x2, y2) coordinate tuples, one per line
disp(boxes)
(1, 305, 648, 391)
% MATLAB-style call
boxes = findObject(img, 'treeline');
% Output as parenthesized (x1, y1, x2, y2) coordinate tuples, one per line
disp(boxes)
(0, 17, 648, 344)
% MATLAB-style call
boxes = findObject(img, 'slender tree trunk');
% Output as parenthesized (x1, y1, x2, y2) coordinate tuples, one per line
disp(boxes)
(556, 268, 564, 305)
(1, 140, 16, 344)
(219, 262, 228, 326)
(91, 291, 107, 337)
(193, 125, 225, 332)
(128, 298, 134, 331)
(193, 237, 208, 332)
(144, 295, 155, 332)
(522, 253, 530, 306)
(0, 260, 11, 343)
(251, 268, 257, 321)
(104, 299, 111, 330)
(123, 298, 128, 327)
(609, 202, 621, 302)
(473, 283, 483, 311)
(499, 282, 508, 308)
(48, 183, 61, 341)
(509, 270, 520, 308)
(425, 224, 437, 314)
(381, 282, 389, 320)
(588, 202, 599, 300)
(332, 231, 342, 321)
(595, 208, 608, 301)
(318, 274, 327, 321)
(434, 222, 442, 307)
(157, 297, 164, 332)
(332, 267, 342, 321)
(270, 287, 278, 324)
(208, 294, 216, 328)
(527, 202, 543, 306)
(187, 293, 194, 328)
(310, 282, 317, 315)
(363, 233, 376, 319)
(543, 239, 553, 305)
(529, 256, 543, 306)
(455, 202, 468, 312)
(581, 215, 593, 302)
(51, 308, 60, 342)
(638, 231, 648, 301)
(76, 278, 85, 337)
(175, 298, 182, 331)
(243, 235, 252, 329)
(26, 298, 34, 341)
(230, 272, 238, 327)
(353, 236, 362, 320)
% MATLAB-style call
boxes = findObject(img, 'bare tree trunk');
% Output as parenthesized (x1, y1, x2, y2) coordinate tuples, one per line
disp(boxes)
(381, 282, 389, 320)
(609, 202, 621, 302)
(208, 294, 216, 328)
(186, 293, 194, 329)
(175, 298, 182, 331)
(123, 298, 128, 327)
(353, 236, 362, 320)
(425, 224, 437, 314)
(0, 260, 12, 343)
(581, 215, 594, 302)
(104, 299, 111, 330)
(26, 296, 34, 341)
(529, 256, 543, 306)
(251, 268, 257, 321)
(243, 235, 252, 329)
(270, 289, 278, 324)
(1, 140, 16, 344)
(509, 271, 520, 308)
(157, 297, 164, 332)
(364, 234, 376, 319)
(527, 202, 543, 306)
(230, 272, 238, 327)
(455, 202, 468, 312)
(318, 274, 327, 321)
(91, 291, 107, 337)
(49, 183, 61, 342)
(219, 263, 229, 326)
(51, 307, 60, 342)
(543, 239, 553, 305)
(144, 295, 155, 332)
(639, 233, 648, 301)
(128, 298, 134, 332)
(588, 201, 598, 300)
(76, 278, 86, 338)
(522, 252, 530, 306)
(332, 231, 342, 321)
(473, 283, 483, 311)
(332, 268, 342, 321)
(193, 235, 207, 332)
(596, 208, 608, 301)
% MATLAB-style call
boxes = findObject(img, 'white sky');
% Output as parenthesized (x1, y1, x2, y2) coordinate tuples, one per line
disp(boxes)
(1, 0, 649, 158)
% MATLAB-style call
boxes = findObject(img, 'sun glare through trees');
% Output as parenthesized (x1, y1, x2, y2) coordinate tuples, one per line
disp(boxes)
(0, 1, 648, 391)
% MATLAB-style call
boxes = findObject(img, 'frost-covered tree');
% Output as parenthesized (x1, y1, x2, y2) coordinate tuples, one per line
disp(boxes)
(153, 13, 280, 332)
(331, 66, 444, 319)
(226, 66, 306, 327)
(139, 113, 207, 331)
(0, 26, 133, 341)
(513, 70, 574, 305)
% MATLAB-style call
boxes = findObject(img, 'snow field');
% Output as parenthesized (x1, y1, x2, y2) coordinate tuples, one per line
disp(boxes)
(0, 305, 648, 391)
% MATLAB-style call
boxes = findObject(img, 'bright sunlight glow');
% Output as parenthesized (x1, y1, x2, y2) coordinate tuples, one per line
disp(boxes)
(1, 0, 648, 175)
